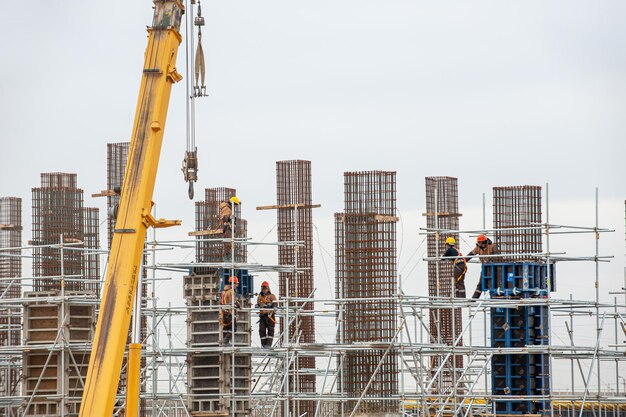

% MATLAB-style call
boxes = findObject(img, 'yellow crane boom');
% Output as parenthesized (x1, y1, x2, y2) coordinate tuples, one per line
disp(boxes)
(79, 1, 184, 415)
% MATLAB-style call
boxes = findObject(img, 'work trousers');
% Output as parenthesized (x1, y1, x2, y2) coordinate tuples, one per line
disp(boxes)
(222, 312, 237, 344)
(453, 264, 467, 298)
(259, 313, 275, 348)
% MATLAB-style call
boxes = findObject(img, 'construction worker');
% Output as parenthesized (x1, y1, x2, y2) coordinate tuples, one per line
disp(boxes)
(219, 196, 240, 260)
(255, 281, 278, 348)
(465, 234, 497, 299)
(442, 237, 468, 298)
(219, 200, 232, 233)
(221, 276, 240, 345)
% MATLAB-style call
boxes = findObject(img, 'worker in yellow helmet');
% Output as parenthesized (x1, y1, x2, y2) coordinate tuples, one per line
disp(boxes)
(442, 236, 467, 298)
(219, 196, 240, 234)
(218, 196, 241, 260)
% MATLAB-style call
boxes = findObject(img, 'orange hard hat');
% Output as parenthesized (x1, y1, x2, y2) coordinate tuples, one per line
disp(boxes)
(477, 234, 487, 243)
(261, 281, 269, 287)
(229, 276, 239, 284)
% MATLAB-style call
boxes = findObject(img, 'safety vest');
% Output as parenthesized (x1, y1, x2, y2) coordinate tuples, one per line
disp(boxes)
(257, 293, 276, 314)
(453, 252, 466, 268)
(453, 253, 467, 281)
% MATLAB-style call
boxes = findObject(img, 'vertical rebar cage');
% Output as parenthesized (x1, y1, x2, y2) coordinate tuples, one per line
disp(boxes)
(335, 171, 399, 415)
(490, 186, 546, 415)
(107, 142, 149, 413)
(27, 173, 99, 416)
(493, 186, 542, 260)
(0, 197, 22, 409)
(195, 187, 247, 263)
(275, 160, 316, 416)
(424, 176, 463, 375)
(107, 142, 130, 248)
(31, 173, 99, 295)
(191, 186, 250, 417)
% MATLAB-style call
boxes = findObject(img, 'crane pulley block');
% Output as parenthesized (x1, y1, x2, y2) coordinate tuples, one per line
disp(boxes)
(182, 149, 198, 199)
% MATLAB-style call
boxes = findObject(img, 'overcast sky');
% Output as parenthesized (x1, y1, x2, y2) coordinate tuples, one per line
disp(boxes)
(1, 1, 625, 389)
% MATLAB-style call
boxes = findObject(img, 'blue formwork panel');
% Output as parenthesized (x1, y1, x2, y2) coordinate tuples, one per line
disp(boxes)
(491, 304, 551, 415)
(482, 263, 555, 297)
(218, 268, 254, 297)
(492, 353, 550, 415)
(491, 305, 550, 348)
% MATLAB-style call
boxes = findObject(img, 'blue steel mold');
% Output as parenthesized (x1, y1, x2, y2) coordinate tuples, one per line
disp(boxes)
(481, 263, 555, 297)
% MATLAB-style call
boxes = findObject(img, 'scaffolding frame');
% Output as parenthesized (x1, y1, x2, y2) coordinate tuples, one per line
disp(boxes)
(0, 189, 624, 417)
(424, 176, 463, 389)
(273, 160, 318, 417)
(0, 197, 21, 417)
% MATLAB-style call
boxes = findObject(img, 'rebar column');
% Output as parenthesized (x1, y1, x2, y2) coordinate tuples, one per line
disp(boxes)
(335, 171, 399, 416)
(31, 173, 100, 295)
(27, 174, 99, 416)
(424, 176, 463, 378)
(190, 187, 250, 417)
(490, 186, 547, 415)
(195, 187, 247, 264)
(0, 197, 22, 416)
(107, 142, 130, 248)
(492, 186, 542, 260)
(276, 160, 316, 417)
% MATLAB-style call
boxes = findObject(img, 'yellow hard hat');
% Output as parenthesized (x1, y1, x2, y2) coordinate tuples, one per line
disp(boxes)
(445, 237, 456, 245)
(229, 196, 241, 205)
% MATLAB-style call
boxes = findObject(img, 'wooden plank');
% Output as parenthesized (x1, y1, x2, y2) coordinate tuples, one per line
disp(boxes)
(188, 229, 225, 237)
(91, 189, 118, 198)
(256, 203, 321, 211)
(374, 215, 399, 222)
(0, 223, 22, 231)
(421, 212, 463, 217)
(334, 214, 398, 222)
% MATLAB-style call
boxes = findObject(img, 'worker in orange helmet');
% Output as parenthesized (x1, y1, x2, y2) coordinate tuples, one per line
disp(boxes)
(465, 234, 497, 299)
(255, 281, 278, 348)
(221, 276, 241, 345)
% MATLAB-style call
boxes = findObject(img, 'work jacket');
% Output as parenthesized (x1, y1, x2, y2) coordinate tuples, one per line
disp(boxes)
(256, 292, 277, 315)
(443, 246, 467, 271)
(221, 285, 240, 315)
(219, 202, 232, 223)
(466, 239, 497, 263)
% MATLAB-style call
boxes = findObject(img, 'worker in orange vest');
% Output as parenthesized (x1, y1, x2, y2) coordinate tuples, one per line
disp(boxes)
(219, 200, 232, 233)
(219, 196, 240, 261)
(465, 234, 497, 299)
(221, 276, 240, 345)
(219, 196, 240, 233)
(255, 281, 277, 348)
(442, 237, 468, 298)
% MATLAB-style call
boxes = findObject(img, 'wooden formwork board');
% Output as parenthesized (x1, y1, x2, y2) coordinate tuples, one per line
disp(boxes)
(184, 273, 222, 300)
(187, 302, 252, 347)
(21, 292, 95, 416)
(24, 306, 95, 344)
(22, 350, 90, 416)
(187, 353, 251, 416)
(185, 274, 252, 417)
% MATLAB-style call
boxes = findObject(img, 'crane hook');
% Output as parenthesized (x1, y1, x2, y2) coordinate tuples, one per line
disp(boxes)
(188, 181, 195, 200)
(182, 149, 198, 200)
